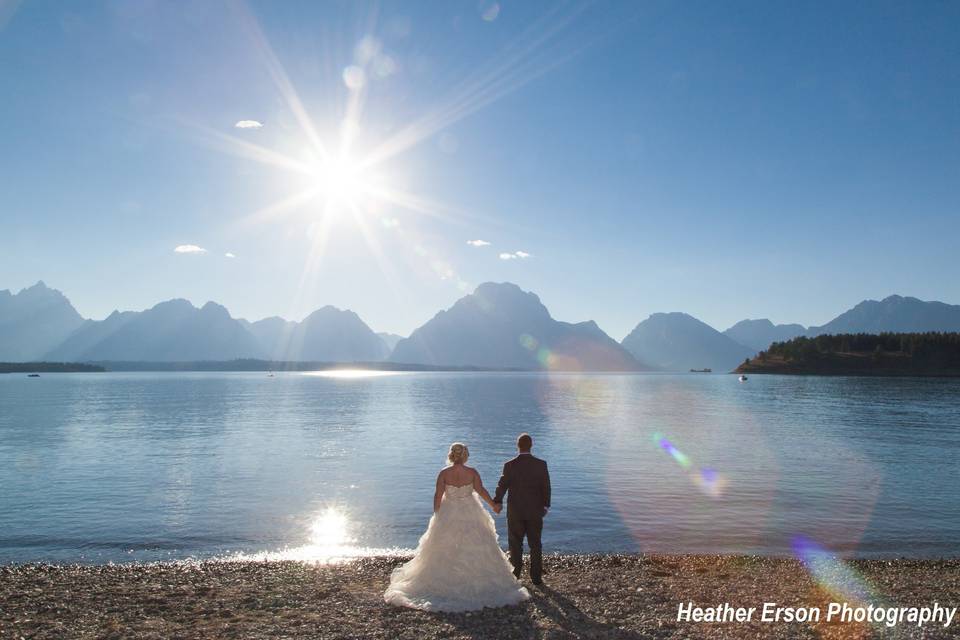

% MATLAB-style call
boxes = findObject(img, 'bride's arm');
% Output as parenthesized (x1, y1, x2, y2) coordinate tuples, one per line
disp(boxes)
(472, 470, 496, 508)
(433, 470, 445, 513)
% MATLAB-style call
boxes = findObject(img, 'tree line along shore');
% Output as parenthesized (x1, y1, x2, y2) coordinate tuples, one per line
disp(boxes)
(736, 332, 960, 376)
(0, 362, 105, 373)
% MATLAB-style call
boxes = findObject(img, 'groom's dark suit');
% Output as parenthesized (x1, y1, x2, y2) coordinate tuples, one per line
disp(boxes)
(493, 453, 551, 583)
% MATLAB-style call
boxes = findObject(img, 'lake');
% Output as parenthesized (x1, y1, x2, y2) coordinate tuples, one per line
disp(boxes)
(1, 371, 958, 564)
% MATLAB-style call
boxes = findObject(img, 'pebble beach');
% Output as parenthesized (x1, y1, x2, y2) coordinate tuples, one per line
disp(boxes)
(2, 555, 959, 639)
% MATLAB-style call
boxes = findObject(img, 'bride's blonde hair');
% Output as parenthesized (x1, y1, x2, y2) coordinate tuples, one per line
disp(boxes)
(447, 442, 469, 465)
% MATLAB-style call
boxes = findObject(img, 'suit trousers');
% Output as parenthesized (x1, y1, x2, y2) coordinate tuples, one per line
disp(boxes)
(506, 508, 543, 581)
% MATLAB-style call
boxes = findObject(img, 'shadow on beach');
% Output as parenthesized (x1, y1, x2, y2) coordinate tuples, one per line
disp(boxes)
(429, 583, 645, 639)
(533, 584, 646, 638)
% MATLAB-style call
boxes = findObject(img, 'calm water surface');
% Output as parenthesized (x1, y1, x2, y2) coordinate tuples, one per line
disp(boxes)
(1, 371, 958, 563)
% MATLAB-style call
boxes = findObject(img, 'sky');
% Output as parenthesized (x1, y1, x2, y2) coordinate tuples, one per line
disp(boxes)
(1, 0, 958, 340)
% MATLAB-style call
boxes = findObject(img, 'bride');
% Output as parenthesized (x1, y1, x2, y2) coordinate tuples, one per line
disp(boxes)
(384, 443, 530, 611)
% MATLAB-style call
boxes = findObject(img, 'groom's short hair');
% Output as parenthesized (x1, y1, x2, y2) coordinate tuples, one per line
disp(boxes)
(517, 433, 532, 451)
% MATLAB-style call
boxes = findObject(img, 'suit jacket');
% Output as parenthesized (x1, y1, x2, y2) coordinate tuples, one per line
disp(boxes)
(493, 454, 551, 519)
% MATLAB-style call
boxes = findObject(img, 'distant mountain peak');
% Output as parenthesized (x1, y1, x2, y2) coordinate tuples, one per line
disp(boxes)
(391, 282, 643, 370)
(475, 281, 524, 294)
(650, 311, 695, 321)
(244, 304, 387, 362)
(642, 311, 713, 328)
(302, 305, 368, 327)
(310, 304, 352, 316)
(24, 280, 49, 291)
(458, 281, 553, 326)
(722, 318, 805, 351)
(154, 298, 195, 310)
(808, 294, 960, 336)
(8, 280, 76, 306)
(473, 281, 543, 305)
(623, 311, 755, 371)
(18, 280, 67, 299)
(881, 294, 917, 303)
(200, 300, 231, 316)
(742, 318, 775, 328)
(0, 281, 84, 361)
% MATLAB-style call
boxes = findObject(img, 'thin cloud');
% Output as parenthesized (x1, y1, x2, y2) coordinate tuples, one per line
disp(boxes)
(467, 239, 491, 247)
(174, 244, 207, 254)
(235, 120, 263, 129)
(499, 250, 531, 260)
(225, 252, 236, 258)
(515, 250, 531, 258)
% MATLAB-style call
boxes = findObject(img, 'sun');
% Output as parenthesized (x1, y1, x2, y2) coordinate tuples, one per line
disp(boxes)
(308, 153, 374, 208)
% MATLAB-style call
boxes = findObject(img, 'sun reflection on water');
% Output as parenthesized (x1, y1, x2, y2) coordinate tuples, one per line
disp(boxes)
(310, 508, 351, 548)
(225, 507, 408, 565)
(303, 369, 408, 379)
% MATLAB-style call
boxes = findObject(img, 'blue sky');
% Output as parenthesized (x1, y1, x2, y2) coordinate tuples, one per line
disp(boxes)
(1, 0, 958, 339)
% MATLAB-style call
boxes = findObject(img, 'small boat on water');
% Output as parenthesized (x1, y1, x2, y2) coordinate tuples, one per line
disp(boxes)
(689, 368, 712, 373)
(27, 373, 40, 377)
(738, 375, 748, 382)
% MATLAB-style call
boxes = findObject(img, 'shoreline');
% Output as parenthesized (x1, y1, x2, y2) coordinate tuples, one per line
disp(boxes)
(735, 367, 960, 378)
(3, 554, 959, 639)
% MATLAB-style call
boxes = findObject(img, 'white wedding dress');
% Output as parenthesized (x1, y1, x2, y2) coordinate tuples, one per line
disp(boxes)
(384, 483, 530, 611)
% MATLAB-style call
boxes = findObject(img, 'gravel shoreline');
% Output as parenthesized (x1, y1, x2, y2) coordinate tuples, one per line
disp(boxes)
(2, 554, 959, 639)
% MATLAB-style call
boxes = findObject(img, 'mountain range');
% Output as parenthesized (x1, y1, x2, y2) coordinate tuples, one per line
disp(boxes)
(3, 282, 960, 372)
(7, 282, 388, 364)
(49, 300, 264, 362)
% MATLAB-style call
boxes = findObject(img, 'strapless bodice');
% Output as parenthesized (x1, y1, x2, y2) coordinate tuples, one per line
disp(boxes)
(444, 483, 474, 500)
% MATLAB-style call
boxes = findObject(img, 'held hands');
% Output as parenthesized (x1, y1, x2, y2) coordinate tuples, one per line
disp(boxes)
(488, 503, 545, 516)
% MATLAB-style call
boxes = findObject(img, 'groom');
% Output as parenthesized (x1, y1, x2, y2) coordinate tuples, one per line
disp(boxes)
(493, 433, 551, 585)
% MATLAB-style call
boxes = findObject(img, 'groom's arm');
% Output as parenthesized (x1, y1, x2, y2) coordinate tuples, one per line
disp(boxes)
(493, 463, 510, 504)
(542, 461, 551, 510)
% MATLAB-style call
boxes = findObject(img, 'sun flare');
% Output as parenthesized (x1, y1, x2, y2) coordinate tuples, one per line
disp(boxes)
(200, 2, 586, 309)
